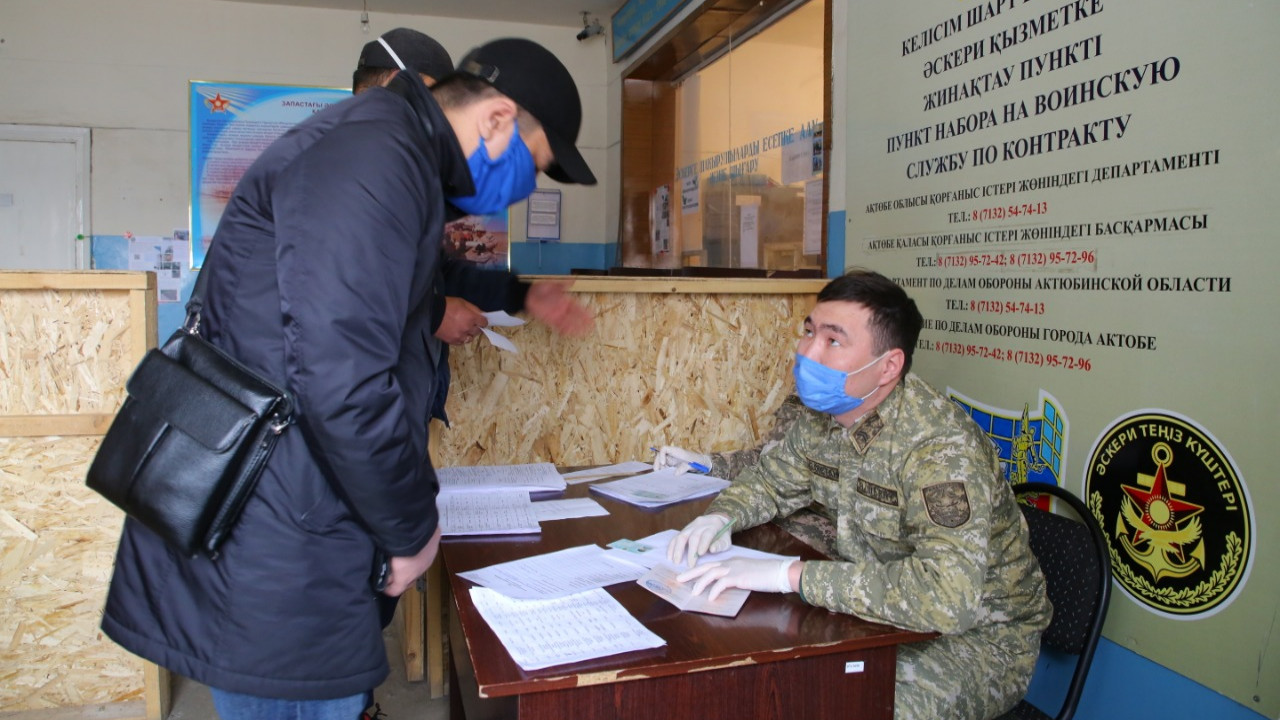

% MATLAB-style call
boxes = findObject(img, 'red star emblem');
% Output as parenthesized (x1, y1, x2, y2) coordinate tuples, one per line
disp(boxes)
(206, 93, 232, 112)
(1121, 461, 1203, 561)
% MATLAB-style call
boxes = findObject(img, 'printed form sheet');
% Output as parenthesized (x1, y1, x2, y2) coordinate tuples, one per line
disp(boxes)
(469, 587, 666, 671)
(437, 489, 539, 536)
(589, 469, 730, 508)
(437, 462, 566, 494)
(458, 544, 646, 599)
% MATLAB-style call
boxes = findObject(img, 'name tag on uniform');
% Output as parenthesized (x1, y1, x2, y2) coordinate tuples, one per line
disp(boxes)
(856, 477, 899, 507)
(803, 457, 838, 481)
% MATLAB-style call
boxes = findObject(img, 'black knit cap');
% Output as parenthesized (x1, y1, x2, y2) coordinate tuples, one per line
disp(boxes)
(358, 28, 453, 81)
(456, 38, 596, 186)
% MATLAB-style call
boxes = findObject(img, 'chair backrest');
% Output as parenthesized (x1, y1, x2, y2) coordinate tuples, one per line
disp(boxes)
(1012, 482, 1111, 720)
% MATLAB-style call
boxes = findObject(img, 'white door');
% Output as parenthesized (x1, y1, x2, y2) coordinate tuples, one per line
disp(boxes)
(0, 125, 91, 270)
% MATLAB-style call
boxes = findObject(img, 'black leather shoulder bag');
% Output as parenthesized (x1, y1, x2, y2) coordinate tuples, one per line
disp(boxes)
(87, 262, 293, 557)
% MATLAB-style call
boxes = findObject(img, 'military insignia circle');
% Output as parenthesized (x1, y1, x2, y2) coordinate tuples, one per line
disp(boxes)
(1085, 411, 1252, 617)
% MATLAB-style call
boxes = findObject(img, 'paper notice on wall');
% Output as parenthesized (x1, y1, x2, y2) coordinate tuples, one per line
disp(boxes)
(739, 202, 759, 268)
(803, 178, 824, 255)
(652, 185, 671, 254)
(128, 234, 189, 303)
(681, 175, 699, 214)
(526, 188, 561, 242)
(782, 138, 812, 186)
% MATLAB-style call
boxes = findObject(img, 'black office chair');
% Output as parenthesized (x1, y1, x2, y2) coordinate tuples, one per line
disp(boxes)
(998, 482, 1112, 720)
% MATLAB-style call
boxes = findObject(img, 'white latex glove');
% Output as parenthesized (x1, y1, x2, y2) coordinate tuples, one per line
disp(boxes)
(667, 514, 734, 567)
(652, 445, 713, 475)
(676, 557, 799, 602)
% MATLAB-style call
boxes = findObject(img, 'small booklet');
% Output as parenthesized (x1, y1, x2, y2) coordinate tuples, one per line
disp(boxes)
(637, 563, 750, 617)
(589, 469, 730, 508)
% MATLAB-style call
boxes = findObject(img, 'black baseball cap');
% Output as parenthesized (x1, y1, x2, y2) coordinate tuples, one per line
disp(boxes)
(456, 38, 597, 186)
(358, 28, 453, 81)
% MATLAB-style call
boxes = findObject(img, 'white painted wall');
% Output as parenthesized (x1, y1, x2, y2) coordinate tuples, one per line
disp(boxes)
(0, 0, 609, 244)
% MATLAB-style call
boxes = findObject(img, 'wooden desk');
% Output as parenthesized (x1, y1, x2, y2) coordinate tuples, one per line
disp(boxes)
(443, 485, 933, 720)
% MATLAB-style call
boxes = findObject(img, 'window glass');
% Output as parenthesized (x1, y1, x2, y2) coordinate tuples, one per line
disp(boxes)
(672, 1, 824, 270)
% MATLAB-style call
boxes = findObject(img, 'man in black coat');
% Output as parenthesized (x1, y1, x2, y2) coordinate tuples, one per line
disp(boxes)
(101, 38, 596, 719)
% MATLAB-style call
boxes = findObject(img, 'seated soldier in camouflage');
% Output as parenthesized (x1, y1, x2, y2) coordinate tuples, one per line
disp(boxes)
(666, 268, 1051, 720)
(653, 397, 842, 553)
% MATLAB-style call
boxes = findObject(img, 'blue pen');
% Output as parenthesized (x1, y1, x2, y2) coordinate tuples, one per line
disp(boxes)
(650, 446, 711, 473)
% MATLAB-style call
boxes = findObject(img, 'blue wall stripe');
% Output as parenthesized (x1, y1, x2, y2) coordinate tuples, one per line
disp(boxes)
(511, 242, 613, 275)
(1027, 638, 1265, 720)
(826, 210, 845, 277)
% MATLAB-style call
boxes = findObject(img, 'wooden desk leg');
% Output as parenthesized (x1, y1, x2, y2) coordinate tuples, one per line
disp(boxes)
(143, 661, 170, 720)
(425, 555, 448, 698)
(399, 581, 426, 683)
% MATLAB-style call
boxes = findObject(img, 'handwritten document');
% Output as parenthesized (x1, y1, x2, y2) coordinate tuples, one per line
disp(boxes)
(458, 544, 647, 599)
(470, 587, 666, 671)
(438, 489, 540, 536)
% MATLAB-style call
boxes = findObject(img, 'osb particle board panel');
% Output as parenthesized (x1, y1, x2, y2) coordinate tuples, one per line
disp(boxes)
(0, 290, 134, 416)
(436, 291, 815, 468)
(0, 436, 142, 711)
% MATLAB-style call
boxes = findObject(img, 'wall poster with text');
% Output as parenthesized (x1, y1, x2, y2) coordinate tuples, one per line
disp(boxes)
(189, 81, 351, 268)
(844, 2, 1277, 713)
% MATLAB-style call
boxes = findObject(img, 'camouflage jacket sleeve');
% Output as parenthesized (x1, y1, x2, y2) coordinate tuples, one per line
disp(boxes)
(706, 420, 816, 530)
(711, 396, 804, 480)
(798, 438, 996, 635)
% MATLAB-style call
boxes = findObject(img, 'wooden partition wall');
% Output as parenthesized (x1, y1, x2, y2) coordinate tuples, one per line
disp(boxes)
(435, 277, 822, 468)
(0, 271, 167, 719)
(0, 271, 819, 717)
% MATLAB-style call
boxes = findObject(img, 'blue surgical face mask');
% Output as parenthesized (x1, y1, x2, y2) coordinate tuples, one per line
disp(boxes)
(793, 351, 888, 415)
(449, 121, 538, 216)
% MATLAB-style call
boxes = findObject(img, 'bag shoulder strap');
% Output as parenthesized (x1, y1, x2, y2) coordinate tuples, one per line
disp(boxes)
(184, 249, 214, 333)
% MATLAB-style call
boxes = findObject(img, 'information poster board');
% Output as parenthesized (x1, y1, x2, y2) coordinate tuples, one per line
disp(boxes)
(845, 2, 1277, 713)
(189, 81, 351, 268)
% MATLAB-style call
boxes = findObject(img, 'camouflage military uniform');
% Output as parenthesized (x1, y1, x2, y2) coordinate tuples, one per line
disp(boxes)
(707, 374, 1051, 720)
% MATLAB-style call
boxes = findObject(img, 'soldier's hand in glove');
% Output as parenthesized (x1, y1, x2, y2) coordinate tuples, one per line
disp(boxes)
(667, 514, 733, 567)
(652, 445, 713, 475)
(676, 557, 799, 601)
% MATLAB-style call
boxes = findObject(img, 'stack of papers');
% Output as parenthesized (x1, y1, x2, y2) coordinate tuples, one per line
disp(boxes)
(458, 544, 647, 599)
(435, 463, 567, 536)
(561, 461, 653, 485)
(438, 489, 539, 536)
(589, 469, 730, 508)
(469, 587, 665, 671)
(530, 497, 610, 522)
(437, 462, 567, 495)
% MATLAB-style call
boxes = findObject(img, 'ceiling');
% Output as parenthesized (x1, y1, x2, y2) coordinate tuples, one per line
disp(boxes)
(218, 0, 626, 28)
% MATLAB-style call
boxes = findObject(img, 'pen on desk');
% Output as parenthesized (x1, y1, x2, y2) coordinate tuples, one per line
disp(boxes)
(649, 446, 711, 474)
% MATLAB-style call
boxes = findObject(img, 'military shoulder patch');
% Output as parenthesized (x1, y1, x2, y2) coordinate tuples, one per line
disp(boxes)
(851, 412, 885, 454)
(856, 477, 899, 506)
(922, 482, 971, 528)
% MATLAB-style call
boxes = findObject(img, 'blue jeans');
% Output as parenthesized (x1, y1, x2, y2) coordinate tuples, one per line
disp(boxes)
(210, 687, 368, 720)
